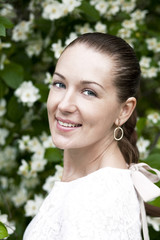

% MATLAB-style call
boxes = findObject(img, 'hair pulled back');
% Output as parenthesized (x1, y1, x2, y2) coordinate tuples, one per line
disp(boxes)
(66, 32, 140, 165)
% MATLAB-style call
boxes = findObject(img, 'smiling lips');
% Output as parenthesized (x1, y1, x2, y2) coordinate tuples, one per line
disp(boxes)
(56, 118, 82, 128)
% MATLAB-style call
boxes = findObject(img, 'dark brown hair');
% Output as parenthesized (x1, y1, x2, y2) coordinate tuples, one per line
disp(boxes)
(64, 32, 160, 217)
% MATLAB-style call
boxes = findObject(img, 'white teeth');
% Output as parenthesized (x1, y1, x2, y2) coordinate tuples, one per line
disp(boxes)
(58, 120, 79, 128)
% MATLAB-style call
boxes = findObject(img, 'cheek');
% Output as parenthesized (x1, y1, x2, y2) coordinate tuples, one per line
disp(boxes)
(86, 101, 119, 128)
(47, 90, 58, 114)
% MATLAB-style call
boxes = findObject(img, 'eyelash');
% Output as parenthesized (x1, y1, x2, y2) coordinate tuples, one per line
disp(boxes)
(82, 89, 97, 97)
(52, 81, 97, 97)
(52, 81, 66, 89)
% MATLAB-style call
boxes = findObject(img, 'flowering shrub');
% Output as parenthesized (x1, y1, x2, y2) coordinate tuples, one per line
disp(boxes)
(0, 0, 160, 239)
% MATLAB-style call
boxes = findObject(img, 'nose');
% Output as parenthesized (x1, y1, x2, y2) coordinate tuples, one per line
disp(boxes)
(58, 89, 77, 114)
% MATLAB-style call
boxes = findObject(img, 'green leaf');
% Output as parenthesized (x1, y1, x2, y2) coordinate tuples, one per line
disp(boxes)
(144, 153, 160, 169)
(0, 79, 9, 98)
(79, 0, 100, 22)
(149, 196, 160, 208)
(45, 148, 63, 163)
(35, 83, 49, 103)
(32, 119, 49, 135)
(0, 16, 13, 29)
(136, 117, 146, 135)
(0, 222, 9, 239)
(0, 23, 6, 37)
(0, 63, 24, 89)
(7, 96, 25, 122)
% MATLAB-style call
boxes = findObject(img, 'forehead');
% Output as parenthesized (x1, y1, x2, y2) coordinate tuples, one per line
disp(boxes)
(55, 44, 114, 81)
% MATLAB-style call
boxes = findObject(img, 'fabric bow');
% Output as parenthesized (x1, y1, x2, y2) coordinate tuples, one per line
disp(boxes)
(129, 162, 160, 202)
(129, 163, 160, 240)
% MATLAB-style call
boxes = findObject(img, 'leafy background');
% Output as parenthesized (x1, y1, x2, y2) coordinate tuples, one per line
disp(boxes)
(0, 0, 160, 239)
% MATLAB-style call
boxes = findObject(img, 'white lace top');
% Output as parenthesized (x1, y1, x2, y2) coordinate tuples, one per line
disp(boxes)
(23, 167, 142, 240)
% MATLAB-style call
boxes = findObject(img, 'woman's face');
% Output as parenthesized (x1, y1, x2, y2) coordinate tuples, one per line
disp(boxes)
(47, 44, 123, 150)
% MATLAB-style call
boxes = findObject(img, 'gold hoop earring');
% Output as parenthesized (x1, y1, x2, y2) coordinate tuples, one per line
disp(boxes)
(114, 126, 124, 141)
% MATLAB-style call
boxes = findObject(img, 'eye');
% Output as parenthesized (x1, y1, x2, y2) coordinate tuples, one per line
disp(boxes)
(83, 89, 97, 97)
(52, 81, 66, 89)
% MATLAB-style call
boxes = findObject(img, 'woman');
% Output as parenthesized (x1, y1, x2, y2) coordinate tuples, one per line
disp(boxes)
(23, 33, 160, 240)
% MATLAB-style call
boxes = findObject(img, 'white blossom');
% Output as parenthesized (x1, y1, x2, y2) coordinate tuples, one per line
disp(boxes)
(155, 42, 160, 52)
(40, 132, 55, 148)
(140, 57, 151, 68)
(137, 137, 150, 152)
(146, 67, 159, 78)
(18, 135, 31, 151)
(95, 1, 109, 15)
(54, 164, 63, 180)
(12, 188, 28, 207)
(18, 159, 30, 177)
(28, 137, 42, 153)
(14, 81, 40, 107)
(131, 9, 148, 21)
(24, 195, 44, 217)
(147, 112, 160, 124)
(0, 98, 7, 117)
(44, 72, 53, 86)
(42, 1, 64, 20)
(51, 40, 65, 59)
(62, 0, 81, 13)
(146, 38, 157, 51)
(0, 152, 5, 171)
(0, 128, 9, 145)
(43, 175, 57, 193)
(21, 177, 39, 189)
(4, 146, 17, 161)
(146, 39, 160, 53)
(0, 146, 17, 171)
(0, 54, 7, 70)
(141, 67, 148, 78)
(125, 38, 135, 48)
(18, 159, 38, 178)
(90, 0, 99, 5)
(121, 0, 136, 13)
(0, 39, 11, 50)
(122, 19, 137, 31)
(0, 211, 15, 235)
(107, 1, 120, 16)
(147, 217, 160, 231)
(0, 3, 16, 18)
(0, 176, 8, 189)
(75, 23, 93, 34)
(12, 20, 32, 42)
(26, 39, 43, 58)
(118, 28, 132, 38)
(65, 32, 78, 46)
(43, 164, 63, 193)
(137, 137, 150, 159)
(94, 22, 107, 33)
(31, 146, 45, 160)
(31, 158, 47, 172)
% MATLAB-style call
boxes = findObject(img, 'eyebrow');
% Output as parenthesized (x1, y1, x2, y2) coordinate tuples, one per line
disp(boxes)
(80, 80, 105, 90)
(54, 72, 105, 90)
(54, 72, 65, 79)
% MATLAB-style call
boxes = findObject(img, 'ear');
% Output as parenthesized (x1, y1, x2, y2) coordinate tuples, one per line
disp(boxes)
(115, 97, 137, 126)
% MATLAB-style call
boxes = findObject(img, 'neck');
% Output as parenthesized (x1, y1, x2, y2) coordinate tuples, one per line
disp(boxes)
(61, 139, 127, 182)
